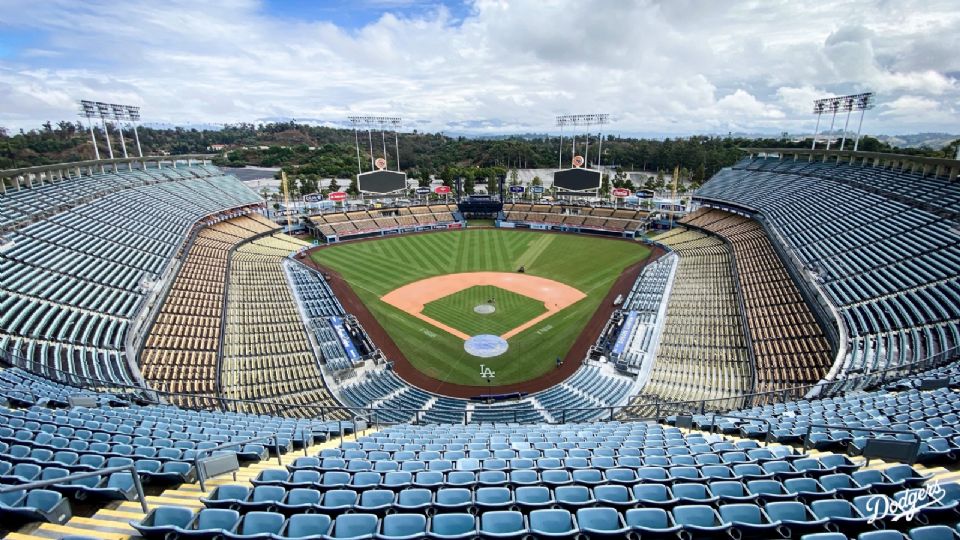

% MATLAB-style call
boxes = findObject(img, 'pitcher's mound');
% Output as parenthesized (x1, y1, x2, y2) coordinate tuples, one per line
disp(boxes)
(464, 335, 508, 358)
(473, 304, 496, 315)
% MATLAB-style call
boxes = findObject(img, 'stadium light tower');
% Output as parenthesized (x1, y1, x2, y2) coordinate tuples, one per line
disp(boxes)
(812, 92, 874, 151)
(556, 113, 610, 169)
(95, 101, 115, 159)
(110, 103, 129, 158)
(126, 105, 144, 157)
(849, 93, 875, 151)
(79, 100, 100, 160)
(811, 100, 826, 149)
(349, 116, 403, 173)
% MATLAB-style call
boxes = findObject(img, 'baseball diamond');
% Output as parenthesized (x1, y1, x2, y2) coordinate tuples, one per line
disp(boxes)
(310, 229, 651, 388)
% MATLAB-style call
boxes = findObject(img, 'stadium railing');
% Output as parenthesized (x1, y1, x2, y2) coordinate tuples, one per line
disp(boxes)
(2, 344, 957, 426)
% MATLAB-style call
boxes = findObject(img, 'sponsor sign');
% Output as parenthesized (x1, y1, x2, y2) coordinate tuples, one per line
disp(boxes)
(612, 187, 631, 198)
(328, 191, 348, 202)
(434, 185, 452, 194)
(328, 316, 361, 361)
(531, 186, 545, 193)
(509, 185, 525, 193)
(303, 193, 324, 203)
(415, 187, 431, 195)
(612, 311, 640, 355)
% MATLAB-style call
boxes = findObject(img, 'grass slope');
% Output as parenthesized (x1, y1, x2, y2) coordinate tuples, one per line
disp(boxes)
(312, 229, 649, 386)
(422, 285, 547, 337)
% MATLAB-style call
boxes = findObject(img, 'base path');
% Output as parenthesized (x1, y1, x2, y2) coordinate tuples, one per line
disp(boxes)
(303, 230, 667, 398)
(381, 272, 586, 342)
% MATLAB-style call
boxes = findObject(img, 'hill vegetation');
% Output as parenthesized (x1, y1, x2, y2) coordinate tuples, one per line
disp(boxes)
(2, 121, 957, 194)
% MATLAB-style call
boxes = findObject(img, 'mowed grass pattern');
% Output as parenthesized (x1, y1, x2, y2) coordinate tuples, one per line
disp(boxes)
(422, 285, 547, 337)
(312, 229, 650, 386)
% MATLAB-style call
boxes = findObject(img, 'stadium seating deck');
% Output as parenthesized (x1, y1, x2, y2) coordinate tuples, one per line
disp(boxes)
(308, 204, 460, 239)
(221, 233, 347, 419)
(140, 215, 276, 408)
(1, 167, 263, 390)
(607, 252, 677, 374)
(0, 366, 348, 536)
(502, 203, 649, 233)
(683, 208, 834, 394)
(625, 227, 752, 411)
(338, 364, 636, 424)
(695, 157, 960, 385)
(283, 262, 354, 372)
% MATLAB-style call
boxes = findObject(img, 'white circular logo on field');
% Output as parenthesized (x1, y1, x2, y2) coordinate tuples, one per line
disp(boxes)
(473, 304, 496, 315)
(464, 335, 508, 358)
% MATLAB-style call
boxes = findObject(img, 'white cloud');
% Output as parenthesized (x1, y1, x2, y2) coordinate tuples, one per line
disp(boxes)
(0, 0, 957, 136)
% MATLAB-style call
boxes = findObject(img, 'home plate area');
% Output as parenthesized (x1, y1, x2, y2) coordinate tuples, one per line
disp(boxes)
(380, 271, 586, 358)
(463, 334, 509, 357)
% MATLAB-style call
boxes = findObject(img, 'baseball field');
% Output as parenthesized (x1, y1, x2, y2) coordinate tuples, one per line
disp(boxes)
(310, 229, 650, 387)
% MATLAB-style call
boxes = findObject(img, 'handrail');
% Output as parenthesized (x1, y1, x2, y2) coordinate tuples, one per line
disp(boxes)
(194, 435, 283, 491)
(0, 464, 149, 513)
(800, 422, 921, 454)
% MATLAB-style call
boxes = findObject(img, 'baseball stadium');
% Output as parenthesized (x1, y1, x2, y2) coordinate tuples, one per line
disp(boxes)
(1, 3, 960, 540)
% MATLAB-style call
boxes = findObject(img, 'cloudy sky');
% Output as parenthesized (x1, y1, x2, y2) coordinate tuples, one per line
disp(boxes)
(1, 0, 958, 136)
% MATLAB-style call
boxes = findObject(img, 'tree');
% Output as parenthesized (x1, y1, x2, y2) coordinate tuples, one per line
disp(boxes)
(508, 169, 520, 186)
(600, 173, 610, 197)
(462, 174, 475, 195)
(347, 175, 359, 196)
(299, 176, 318, 196)
(486, 174, 497, 194)
(327, 178, 340, 193)
(693, 162, 707, 185)
(643, 176, 657, 192)
(654, 169, 666, 192)
(418, 169, 431, 187)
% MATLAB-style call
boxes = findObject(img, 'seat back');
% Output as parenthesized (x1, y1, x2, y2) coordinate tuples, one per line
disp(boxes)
(530, 509, 574, 534)
(284, 513, 332, 538)
(381, 514, 426, 537)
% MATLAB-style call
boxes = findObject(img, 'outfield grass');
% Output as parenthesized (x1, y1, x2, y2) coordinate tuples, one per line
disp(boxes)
(312, 229, 650, 386)
(422, 285, 547, 337)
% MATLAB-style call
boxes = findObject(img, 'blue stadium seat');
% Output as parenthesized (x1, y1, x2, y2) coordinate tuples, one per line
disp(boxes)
(624, 507, 682, 538)
(528, 509, 578, 539)
(326, 513, 378, 540)
(576, 507, 628, 539)
(377, 513, 427, 540)
(179, 508, 241, 540)
(279, 513, 332, 539)
(479, 510, 527, 539)
(226, 511, 285, 540)
(427, 513, 476, 539)
(130, 505, 195, 540)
